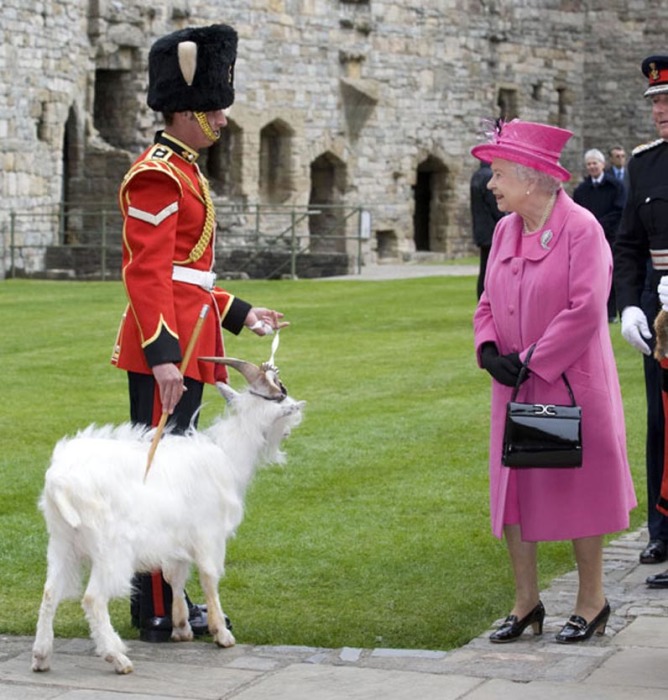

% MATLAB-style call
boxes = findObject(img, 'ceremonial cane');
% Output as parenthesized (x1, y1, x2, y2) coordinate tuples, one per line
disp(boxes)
(144, 304, 210, 481)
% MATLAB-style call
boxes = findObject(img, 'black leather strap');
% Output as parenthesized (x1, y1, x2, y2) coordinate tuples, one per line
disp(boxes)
(511, 344, 577, 406)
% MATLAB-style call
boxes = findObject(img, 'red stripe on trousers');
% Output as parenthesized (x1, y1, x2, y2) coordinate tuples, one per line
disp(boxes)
(151, 381, 167, 616)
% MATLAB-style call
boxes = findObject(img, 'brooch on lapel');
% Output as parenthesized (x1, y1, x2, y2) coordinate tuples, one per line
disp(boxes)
(540, 230, 553, 250)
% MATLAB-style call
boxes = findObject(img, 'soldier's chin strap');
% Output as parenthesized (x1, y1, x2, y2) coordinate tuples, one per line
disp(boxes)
(193, 112, 220, 142)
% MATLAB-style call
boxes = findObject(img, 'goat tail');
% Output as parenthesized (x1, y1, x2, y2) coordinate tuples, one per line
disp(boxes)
(45, 488, 83, 530)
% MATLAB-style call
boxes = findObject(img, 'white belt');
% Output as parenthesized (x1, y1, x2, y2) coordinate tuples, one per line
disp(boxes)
(172, 266, 217, 290)
(651, 249, 668, 271)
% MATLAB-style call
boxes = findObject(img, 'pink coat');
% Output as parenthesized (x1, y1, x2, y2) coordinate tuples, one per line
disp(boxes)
(473, 189, 636, 541)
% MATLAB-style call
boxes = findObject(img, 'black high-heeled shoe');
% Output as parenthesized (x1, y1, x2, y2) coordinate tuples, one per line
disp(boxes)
(555, 600, 610, 644)
(489, 601, 545, 643)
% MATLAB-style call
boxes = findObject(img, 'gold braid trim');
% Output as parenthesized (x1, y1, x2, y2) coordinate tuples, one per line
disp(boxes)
(160, 161, 215, 265)
(122, 144, 214, 264)
(187, 170, 216, 264)
(194, 111, 221, 143)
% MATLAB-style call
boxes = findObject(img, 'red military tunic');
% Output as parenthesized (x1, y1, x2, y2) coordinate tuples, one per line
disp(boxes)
(112, 132, 250, 384)
(659, 357, 668, 516)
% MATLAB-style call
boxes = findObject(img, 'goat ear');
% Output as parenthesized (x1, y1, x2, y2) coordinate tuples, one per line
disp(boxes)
(216, 381, 238, 403)
(280, 400, 305, 416)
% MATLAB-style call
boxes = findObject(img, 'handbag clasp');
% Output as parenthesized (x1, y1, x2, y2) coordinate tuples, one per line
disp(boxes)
(533, 404, 557, 416)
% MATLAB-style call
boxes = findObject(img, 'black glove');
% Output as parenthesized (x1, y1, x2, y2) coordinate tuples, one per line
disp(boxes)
(480, 343, 527, 387)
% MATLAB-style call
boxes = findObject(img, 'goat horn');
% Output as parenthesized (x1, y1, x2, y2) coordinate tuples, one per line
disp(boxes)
(198, 356, 263, 385)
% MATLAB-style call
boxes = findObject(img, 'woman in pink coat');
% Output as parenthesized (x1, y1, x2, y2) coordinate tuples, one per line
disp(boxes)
(472, 120, 636, 645)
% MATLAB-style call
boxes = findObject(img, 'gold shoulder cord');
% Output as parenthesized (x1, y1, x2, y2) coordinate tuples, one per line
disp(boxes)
(187, 171, 215, 264)
(164, 161, 215, 264)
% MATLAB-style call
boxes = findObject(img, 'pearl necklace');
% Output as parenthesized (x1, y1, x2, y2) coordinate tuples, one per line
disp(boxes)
(523, 193, 556, 235)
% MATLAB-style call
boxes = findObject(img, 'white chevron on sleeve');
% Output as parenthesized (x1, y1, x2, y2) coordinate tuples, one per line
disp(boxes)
(127, 202, 179, 226)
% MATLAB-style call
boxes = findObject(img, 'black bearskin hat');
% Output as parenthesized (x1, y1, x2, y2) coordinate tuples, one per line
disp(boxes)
(147, 24, 237, 112)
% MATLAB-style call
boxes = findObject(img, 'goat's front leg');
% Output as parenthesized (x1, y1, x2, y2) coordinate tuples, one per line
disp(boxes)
(199, 569, 235, 648)
(164, 563, 193, 642)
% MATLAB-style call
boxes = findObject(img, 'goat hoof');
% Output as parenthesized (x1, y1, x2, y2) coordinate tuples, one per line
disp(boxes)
(107, 653, 134, 674)
(214, 629, 236, 648)
(171, 626, 194, 643)
(31, 653, 51, 672)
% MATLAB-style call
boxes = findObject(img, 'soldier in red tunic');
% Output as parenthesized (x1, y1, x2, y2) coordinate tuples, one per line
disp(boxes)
(111, 24, 286, 642)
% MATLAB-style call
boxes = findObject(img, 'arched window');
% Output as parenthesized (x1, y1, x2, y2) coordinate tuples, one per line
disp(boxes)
(309, 152, 347, 253)
(259, 119, 294, 204)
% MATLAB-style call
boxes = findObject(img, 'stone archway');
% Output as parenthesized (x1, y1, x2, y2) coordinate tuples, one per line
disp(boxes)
(308, 151, 347, 253)
(61, 106, 80, 244)
(413, 156, 449, 253)
(259, 119, 295, 205)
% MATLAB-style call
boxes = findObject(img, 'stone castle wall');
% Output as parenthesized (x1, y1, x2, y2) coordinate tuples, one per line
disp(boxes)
(1, 0, 666, 278)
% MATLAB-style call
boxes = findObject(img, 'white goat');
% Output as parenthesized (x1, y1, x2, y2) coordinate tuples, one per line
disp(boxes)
(31, 357, 304, 675)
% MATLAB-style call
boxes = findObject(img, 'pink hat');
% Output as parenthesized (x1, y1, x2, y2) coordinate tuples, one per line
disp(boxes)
(471, 119, 573, 182)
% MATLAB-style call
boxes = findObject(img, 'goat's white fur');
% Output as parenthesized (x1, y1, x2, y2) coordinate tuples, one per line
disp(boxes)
(32, 378, 303, 675)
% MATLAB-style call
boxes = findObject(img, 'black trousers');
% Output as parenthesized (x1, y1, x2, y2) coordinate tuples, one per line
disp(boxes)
(476, 245, 491, 300)
(127, 371, 204, 625)
(128, 371, 204, 434)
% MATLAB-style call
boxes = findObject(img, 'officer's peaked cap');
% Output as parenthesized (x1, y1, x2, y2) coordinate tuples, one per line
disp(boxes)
(642, 55, 668, 97)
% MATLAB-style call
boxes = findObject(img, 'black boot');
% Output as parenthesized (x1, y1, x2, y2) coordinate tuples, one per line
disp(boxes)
(134, 571, 173, 643)
(130, 573, 141, 629)
(185, 591, 209, 636)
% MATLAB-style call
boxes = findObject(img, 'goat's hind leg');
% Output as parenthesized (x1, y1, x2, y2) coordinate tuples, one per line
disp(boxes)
(32, 577, 63, 672)
(32, 542, 80, 672)
(199, 569, 235, 648)
(82, 564, 134, 674)
(164, 563, 193, 642)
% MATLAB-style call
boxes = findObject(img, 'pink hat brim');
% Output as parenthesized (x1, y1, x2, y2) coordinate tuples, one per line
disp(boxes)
(471, 143, 571, 182)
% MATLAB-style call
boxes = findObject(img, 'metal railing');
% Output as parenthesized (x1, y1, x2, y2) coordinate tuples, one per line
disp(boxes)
(1, 202, 372, 280)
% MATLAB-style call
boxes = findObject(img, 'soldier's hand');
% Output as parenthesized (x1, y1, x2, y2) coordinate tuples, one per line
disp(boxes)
(153, 363, 187, 414)
(620, 306, 651, 356)
(245, 307, 289, 336)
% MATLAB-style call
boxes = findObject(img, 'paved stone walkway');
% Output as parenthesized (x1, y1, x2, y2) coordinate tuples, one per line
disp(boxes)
(319, 261, 479, 281)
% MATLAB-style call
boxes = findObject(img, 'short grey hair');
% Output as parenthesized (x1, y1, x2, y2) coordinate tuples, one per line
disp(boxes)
(583, 148, 605, 164)
(513, 163, 561, 195)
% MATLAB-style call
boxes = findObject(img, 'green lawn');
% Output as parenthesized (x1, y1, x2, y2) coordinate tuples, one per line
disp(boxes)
(0, 276, 647, 651)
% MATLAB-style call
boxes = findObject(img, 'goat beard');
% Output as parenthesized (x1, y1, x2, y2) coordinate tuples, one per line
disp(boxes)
(654, 309, 668, 361)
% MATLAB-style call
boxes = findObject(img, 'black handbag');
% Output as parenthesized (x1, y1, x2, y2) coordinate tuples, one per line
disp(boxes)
(502, 345, 582, 468)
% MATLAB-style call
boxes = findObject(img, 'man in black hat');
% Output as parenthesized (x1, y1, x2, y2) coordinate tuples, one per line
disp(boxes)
(614, 54, 668, 582)
(113, 24, 287, 641)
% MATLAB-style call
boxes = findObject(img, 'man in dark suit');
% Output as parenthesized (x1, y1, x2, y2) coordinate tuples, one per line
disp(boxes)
(470, 161, 504, 299)
(608, 145, 628, 206)
(614, 54, 668, 580)
(573, 148, 625, 322)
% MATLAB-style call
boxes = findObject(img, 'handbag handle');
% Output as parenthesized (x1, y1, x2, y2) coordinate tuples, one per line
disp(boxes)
(511, 344, 577, 406)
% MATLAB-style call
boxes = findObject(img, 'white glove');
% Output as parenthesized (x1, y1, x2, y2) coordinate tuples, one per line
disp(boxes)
(658, 276, 668, 311)
(621, 306, 651, 356)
